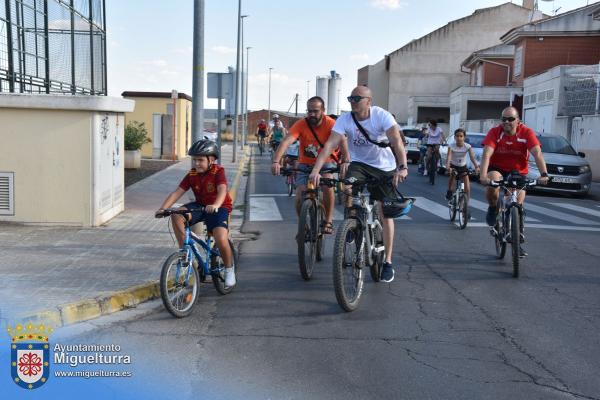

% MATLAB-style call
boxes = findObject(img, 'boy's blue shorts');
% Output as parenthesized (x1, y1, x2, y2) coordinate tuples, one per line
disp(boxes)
(183, 202, 229, 232)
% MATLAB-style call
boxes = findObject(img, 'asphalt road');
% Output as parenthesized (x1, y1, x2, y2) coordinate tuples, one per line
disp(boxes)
(59, 150, 600, 400)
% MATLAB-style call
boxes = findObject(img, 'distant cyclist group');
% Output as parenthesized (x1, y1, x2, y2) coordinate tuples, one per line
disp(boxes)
(154, 84, 550, 314)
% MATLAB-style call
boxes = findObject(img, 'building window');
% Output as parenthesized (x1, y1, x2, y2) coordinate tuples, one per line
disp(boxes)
(514, 46, 523, 77)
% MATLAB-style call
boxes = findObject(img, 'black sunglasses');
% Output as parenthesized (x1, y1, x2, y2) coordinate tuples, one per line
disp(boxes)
(306, 109, 322, 114)
(347, 95, 368, 103)
(502, 116, 517, 122)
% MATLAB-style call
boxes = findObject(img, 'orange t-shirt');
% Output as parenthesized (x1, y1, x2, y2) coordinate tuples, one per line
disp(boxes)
(289, 116, 338, 165)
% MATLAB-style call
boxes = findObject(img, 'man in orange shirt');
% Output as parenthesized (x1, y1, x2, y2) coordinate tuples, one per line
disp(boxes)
(272, 96, 341, 234)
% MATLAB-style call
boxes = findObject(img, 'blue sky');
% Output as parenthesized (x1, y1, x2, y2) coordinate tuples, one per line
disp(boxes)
(106, 0, 589, 112)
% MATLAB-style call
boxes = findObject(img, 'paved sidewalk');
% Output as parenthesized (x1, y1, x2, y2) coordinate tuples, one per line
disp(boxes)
(0, 144, 250, 327)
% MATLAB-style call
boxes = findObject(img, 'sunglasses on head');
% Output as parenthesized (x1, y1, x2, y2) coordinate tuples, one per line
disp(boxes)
(347, 95, 368, 103)
(502, 116, 517, 122)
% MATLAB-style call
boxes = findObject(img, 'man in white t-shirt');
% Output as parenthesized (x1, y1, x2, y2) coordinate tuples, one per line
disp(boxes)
(309, 85, 408, 282)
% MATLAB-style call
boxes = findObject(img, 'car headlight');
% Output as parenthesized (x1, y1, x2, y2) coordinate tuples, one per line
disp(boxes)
(579, 165, 590, 174)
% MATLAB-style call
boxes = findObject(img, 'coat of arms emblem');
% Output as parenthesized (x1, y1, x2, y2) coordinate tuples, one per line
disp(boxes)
(7, 323, 52, 389)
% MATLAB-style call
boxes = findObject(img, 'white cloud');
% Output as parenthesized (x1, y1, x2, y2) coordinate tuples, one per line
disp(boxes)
(369, 0, 406, 10)
(173, 46, 193, 55)
(142, 59, 169, 68)
(350, 53, 370, 61)
(211, 46, 236, 55)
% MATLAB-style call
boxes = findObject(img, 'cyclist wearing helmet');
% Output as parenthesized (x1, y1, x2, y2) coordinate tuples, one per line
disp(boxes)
(256, 119, 268, 141)
(269, 114, 286, 154)
(156, 139, 236, 288)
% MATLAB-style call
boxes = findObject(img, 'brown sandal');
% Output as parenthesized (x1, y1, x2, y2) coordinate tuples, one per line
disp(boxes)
(321, 221, 334, 235)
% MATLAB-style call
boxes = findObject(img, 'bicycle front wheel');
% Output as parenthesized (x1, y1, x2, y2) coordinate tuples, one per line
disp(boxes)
(160, 251, 200, 318)
(458, 194, 468, 229)
(298, 200, 317, 280)
(448, 196, 457, 222)
(369, 208, 384, 282)
(211, 239, 238, 295)
(428, 156, 436, 185)
(332, 218, 365, 312)
(511, 207, 520, 278)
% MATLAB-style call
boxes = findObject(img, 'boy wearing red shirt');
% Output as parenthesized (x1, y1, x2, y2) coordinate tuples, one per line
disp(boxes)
(156, 140, 235, 287)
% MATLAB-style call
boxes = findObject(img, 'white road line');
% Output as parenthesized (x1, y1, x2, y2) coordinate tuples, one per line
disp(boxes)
(549, 203, 600, 219)
(249, 197, 282, 221)
(525, 202, 599, 225)
(468, 222, 600, 232)
(469, 198, 540, 222)
(413, 197, 451, 220)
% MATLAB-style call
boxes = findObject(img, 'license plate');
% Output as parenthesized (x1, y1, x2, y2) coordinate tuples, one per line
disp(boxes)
(551, 176, 576, 183)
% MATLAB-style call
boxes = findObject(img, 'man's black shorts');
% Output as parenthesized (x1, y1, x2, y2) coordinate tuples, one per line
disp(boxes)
(346, 161, 396, 201)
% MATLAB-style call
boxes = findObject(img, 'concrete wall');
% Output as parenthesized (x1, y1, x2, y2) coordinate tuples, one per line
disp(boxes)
(571, 114, 600, 180)
(0, 109, 91, 224)
(123, 96, 192, 159)
(366, 58, 389, 109)
(384, 3, 533, 124)
(523, 66, 564, 135)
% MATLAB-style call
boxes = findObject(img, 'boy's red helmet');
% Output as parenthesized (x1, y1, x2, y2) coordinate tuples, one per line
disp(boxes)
(188, 139, 219, 159)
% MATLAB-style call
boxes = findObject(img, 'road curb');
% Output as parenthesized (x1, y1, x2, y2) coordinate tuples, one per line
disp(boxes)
(21, 147, 251, 328)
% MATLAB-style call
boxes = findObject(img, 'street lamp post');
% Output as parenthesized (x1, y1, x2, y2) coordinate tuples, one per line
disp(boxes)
(268, 67, 273, 123)
(240, 14, 248, 150)
(233, 0, 242, 163)
(306, 80, 310, 101)
(245, 46, 252, 145)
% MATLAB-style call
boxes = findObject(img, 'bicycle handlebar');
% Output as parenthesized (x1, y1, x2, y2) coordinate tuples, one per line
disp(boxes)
(155, 207, 205, 219)
(488, 178, 541, 189)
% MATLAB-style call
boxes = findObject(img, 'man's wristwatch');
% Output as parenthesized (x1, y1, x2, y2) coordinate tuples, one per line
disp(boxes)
(397, 164, 408, 171)
(540, 172, 549, 177)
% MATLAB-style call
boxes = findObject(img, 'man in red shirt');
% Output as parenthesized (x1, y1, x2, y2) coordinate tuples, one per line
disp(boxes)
(480, 107, 549, 256)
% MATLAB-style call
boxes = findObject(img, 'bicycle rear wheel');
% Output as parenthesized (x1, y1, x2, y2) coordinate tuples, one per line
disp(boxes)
(160, 251, 200, 318)
(494, 200, 506, 260)
(298, 200, 317, 280)
(333, 218, 365, 312)
(458, 194, 468, 229)
(287, 175, 295, 197)
(511, 207, 520, 278)
(448, 195, 457, 222)
(210, 239, 238, 295)
(428, 156, 436, 185)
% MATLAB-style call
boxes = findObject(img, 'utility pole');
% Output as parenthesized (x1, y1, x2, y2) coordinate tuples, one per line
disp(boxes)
(233, 0, 242, 162)
(268, 67, 273, 123)
(306, 80, 310, 101)
(245, 46, 252, 146)
(295, 93, 299, 116)
(191, 0, 204, 143)
(240, 14, 248, 150)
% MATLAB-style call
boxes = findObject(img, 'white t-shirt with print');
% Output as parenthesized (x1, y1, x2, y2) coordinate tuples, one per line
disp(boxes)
(332, 106, 397, 171)
(449, 143, 471, 167)
(427, 126, 444, 145)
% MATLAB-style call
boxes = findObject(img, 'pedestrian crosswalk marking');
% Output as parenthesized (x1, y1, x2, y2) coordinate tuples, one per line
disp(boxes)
(250, 194, 294, 197)
(249, 197, 282, 221)
(524, 202, 599, 226)
(468, 198, 540, 222)
(413, 197, 450, 220)
(550, 203, 600, 219)
(468, 222, 600, 232)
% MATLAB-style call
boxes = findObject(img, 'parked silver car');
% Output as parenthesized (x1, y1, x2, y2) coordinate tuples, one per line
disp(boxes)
(527, 135, 592, 197)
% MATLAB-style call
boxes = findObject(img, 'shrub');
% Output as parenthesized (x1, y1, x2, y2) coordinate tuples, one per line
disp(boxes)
(124, 121, 151, 151)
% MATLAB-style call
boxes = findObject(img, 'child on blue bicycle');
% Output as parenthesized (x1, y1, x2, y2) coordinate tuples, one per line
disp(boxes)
(155, 139, 235, 288)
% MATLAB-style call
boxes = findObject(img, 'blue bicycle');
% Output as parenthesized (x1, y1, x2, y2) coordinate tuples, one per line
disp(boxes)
(156, 208, 238, 318)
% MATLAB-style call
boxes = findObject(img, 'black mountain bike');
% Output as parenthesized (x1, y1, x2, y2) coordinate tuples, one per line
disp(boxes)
(489, 174, 540, 278)
(448, 169, 473, 229)
(330, 176, 414, 311)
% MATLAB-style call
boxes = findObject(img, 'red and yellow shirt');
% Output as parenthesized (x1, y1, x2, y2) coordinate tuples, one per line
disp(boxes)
(178, 164, 232, 212)
(482, 124, 540, 175)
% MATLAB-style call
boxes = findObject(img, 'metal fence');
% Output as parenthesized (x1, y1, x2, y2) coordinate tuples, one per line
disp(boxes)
(563, 64, 600, 116)
(0, 0, 106, 95)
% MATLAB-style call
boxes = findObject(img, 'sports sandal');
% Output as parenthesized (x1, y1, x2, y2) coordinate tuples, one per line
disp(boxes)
(321, 221, 334, 235)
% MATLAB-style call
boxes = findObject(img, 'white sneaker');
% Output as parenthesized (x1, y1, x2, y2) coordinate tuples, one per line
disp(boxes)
(423, 170, 428, 176)
(224, 267, 236, 288)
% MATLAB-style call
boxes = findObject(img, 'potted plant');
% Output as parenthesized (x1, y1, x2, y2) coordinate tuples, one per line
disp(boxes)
(124, 121, 150, 169)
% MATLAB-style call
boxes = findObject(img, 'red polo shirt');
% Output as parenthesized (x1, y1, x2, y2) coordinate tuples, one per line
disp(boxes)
(482, 124, 540, 175)
(178, 164, 233, 212)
